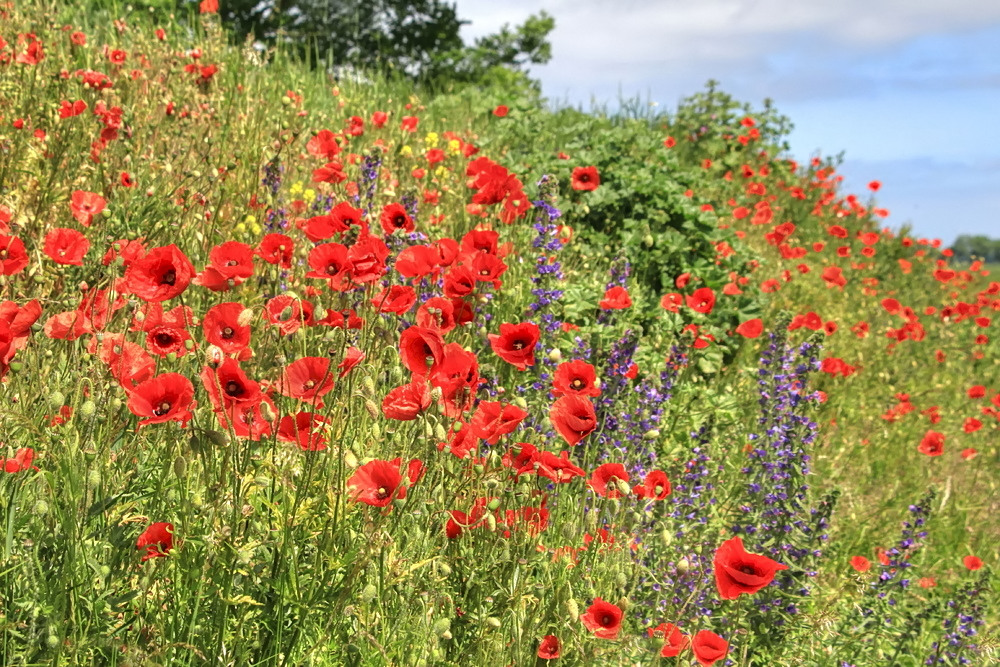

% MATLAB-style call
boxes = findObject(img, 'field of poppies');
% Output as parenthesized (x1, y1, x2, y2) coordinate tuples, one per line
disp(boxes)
(0, 3, 997, 666)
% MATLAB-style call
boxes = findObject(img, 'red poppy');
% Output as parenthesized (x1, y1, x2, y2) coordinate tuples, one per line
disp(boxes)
(203, 302, 252, 354)
(264, 296, 315, 335)
(918, 430, 945, 457)
(256, 233, 294, 268)
(136, 522, 175, 561)
(850, 556, 871, 572)
(380, 203, 414, 235)
(1, 447, 38, 473)
(371, 285, 416, 315)
(658, 623, 690, 657)
(306, 242, 352, 290)
(348, 234, 390, 284)
(382, 380, 433, 420)
(571, 166, 600, 192)
(686, 287, 716, 314)
(691, 630, 728, 666)
(470, 401, 527, 444)
(372, 111, 388, 128)
(277, 411, 329, 451)
(312, 161, 347, 184)
(126, 373, 195, 428)
(43, 227, 90, 265)
(70, 190, 106, 226)
(102, 238, 146, 267)
(633, 469, 671, 499)
(306, 129, 341, 159)
(488, 322, 539, 370)
(580, 598, 622, 639)
(713, 536, 788, 599)
(493, 105, 509, 118)
(963, 555, 983, 571)
(599, 286, 632, 310)
(660, 292, 683, 312)
(124, 245, 195, 302)
(201, 358, 261, 411)
(279, 357, 334, 403)
(735, 318, 764, 339)
(415, 297, 456, 333)
(549, 395, 597, 446)
(588, 463, 630, 498)
(399, 326, 445, 376)
(347, 457, 420, 507)
(194, 241, 255, 291)
(552, 360, 600, 397)
(0, 235, 29, 275)
(396, 245, 440, 280)
(146, 326, 193, 358)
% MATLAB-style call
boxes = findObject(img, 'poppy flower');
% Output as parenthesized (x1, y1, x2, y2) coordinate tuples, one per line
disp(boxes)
(850, 556, 871, 572)
(691, 630, 728, 666)
(201, 358, 261, 411)
(580, 598, 622, 639)
(918, 430, 945, 457)
(396, 245, 440, 280)
(256, 233, 294, 268)
(493, 105, 509, 118)
(660, 292, 683, 312)
(537, 635, 560, 659)
(306, 242, 352, 290)
(658, 624, 690, 657)
(70, 190, 106, 226)
(470, 401, 527, 444)
(599, 286, 631, 310)
(488, 322, 540, 370)
(686, 287, 716, 315)
(552, 360, 600, 397)
(306, 129, 341, 160)
(124, 245, 195, 302)
(372, 111, 388, 128)
(587, 463, 629, 498)
(194, 241, 255, 291)
(1, 447, 38, 473)
(415, 297, 456, 333)
(735, 318, 763, 339)
(146, 326, 193, 358)
(571, 166, 600, 192)
(549, 395, 597, 446)
(136, 522, 175, 561)
(277, 411, 329, 451)
(347, 457, 420, 507)
(963, 555, 983, 571)
(0, 235, 29, 276)
(127, 373, 195, 428)
(633, 470, 671, 500)
(398, 326, 445, 376)
(348, 235, 390, 284)
(713, 536, 788, 599)
(42, 228, 89, 265)
(279, 357, 334, 403)
(380, 203, 414, 235)
(382, 380, 432, 420)
(371, 285, 416, 315)
(203, 302, 252, 354)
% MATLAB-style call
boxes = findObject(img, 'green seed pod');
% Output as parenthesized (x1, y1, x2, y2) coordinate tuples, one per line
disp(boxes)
(432, 618, 451, 637)
(362, 376, 376, 395)
(564, 598, 580, 621)
(360, 583, 378, 604)
(86, 470, 101, 488)
(484, 514, 497, 532)
(8, 361, 23, 372)
(486, 498, 501, 512)
(513, 396, 528, 409)
(364, 399, 379, 419)
(615, 572, 628, 588)
(644, 428, 660, 439)
(80, 400, 97, 417)
(48, 391, 66, 409)
(677, 557, 691, 576)
(32, 500, 49, 516)
(486, 617, 501, 629)
(173, 456, 187, 478)
(46, 634, 60, 649)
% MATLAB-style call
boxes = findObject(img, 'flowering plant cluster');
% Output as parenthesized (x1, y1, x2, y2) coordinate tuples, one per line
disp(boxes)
(0, 4, 994, 665)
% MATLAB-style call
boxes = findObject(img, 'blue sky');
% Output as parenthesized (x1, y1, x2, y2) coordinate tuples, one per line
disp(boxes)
(455, 0, 1000, 245)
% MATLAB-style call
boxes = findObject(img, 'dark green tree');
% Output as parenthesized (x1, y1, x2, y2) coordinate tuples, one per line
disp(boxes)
(217, 0, 553, 84)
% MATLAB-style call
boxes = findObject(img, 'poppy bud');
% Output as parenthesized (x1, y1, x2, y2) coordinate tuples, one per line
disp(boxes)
(677, 557, 691, 575)
(360, 584, 377, 604)
(33, 500, 49, 516)
(644, 429, 660, 439)
(174, 455, 187, 478)
(48, 391, 66, 409)
(80, 400, 97, 418)
(362, 376, 376, 394)
(237, 308, 254, 327)
(259, 402, 276, 422)
(486, 617, 501, 629)
(8, 361, 23, 372)
(484, 514, 497, 532)
(436, 562, 452, 577)
(344, 449, 358, 468)
(87, 470, 101, 487)
(564, 598, 579, 621)
(432, 618, 451, 638)
(487, 498, 501, 511)
(110, 398, 122, 411)
(615, 573, 628, 588)
(364, 399, 379, 419)
(434, 423, 447, 441)
(548, 348, 562, 363)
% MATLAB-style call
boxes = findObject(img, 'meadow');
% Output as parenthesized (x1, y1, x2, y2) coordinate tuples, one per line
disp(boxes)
(0, 3, 996, 665)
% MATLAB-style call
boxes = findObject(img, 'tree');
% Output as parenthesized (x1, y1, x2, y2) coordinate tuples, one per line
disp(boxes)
(218, 0, 553, 84)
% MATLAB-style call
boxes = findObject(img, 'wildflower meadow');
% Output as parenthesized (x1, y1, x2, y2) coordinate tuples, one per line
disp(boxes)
(0, 2, 996, 665)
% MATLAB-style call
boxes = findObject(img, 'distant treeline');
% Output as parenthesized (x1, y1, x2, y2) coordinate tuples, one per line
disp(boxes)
(950, 235, 1000, 264)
